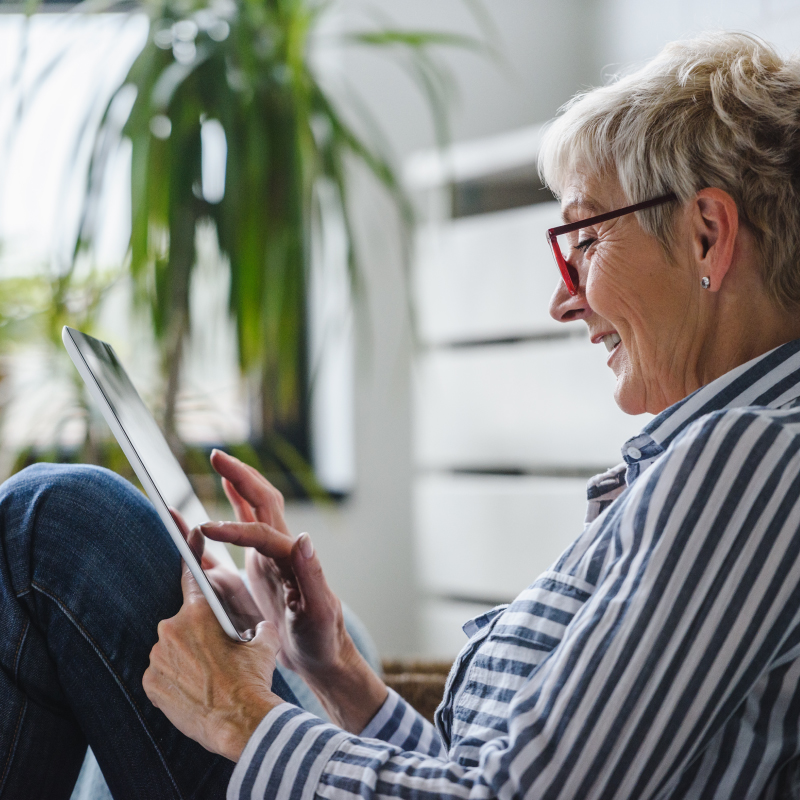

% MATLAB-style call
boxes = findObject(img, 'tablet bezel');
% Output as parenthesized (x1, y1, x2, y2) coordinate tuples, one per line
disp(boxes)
(62, 325, 252, 642)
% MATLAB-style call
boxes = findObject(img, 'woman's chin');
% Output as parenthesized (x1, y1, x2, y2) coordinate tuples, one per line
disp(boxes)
(607, 344, 652, 415)
(613, 385, 647, 415)
(613, 374, 670, 416)
(612, 366, 649, 416)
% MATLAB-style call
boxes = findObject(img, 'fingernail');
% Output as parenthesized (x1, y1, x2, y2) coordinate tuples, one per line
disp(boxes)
(298, 532, 314, 559)
(201, 521, 224, 530)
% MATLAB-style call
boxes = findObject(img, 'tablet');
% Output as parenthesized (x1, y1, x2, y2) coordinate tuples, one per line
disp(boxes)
(62, 325, 255, 641)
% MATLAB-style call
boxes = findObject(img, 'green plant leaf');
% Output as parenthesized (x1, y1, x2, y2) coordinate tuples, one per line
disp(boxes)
(59, 0, 494, 490)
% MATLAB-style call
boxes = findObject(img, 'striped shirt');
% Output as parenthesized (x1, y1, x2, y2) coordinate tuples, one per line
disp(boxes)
(229, 338, 800, 800)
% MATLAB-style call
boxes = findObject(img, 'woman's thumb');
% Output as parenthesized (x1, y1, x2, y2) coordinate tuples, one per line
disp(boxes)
(290, 533, 330, 610)
(250, 620, 281, 657)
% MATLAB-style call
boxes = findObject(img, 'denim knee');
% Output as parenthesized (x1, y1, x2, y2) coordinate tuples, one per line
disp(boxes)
(1, 462, 142, 513)
(0, 463, 198, 800)
(0, 462, 178, 604)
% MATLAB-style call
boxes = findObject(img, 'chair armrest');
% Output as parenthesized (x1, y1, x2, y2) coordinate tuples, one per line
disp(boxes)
(381, 660, 453, 722)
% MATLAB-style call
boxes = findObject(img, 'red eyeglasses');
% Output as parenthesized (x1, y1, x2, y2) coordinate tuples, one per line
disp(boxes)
(546, 192, 678, 296)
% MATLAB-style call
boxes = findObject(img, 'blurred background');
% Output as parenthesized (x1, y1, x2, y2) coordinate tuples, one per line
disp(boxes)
(2, 0, 800, 661)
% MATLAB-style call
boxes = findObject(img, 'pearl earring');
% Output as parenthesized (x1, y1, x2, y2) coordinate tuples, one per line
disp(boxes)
(701, 277, 710, 289)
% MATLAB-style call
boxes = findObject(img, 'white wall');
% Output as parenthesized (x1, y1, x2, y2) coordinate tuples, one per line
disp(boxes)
(592, 0, 800, 71)
(311, 0, 800, 658)
(332, 0, 598, 157)
(285, 0, 600, 657)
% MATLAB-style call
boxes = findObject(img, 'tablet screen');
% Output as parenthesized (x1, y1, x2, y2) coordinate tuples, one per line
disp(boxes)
(64, 327, 256, 639)
(75, 334, 210, 525)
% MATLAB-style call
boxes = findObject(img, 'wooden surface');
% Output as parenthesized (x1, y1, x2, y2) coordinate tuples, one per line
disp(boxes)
(382, 660, 452, 723)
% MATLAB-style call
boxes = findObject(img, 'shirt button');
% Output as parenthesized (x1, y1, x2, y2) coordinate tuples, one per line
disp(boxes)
(627, 446, 642, 459)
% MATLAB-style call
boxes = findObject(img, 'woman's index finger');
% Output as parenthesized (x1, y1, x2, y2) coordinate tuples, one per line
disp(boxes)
(222, 477, 257, 523)
(210, 450, 288, 531)
(201, 521, 294, 571)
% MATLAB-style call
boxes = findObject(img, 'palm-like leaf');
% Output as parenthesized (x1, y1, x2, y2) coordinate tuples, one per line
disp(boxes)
(72, 0, 489, 467)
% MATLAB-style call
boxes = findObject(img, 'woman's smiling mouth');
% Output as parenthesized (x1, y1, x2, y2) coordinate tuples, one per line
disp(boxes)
(602, 332, 622, 352)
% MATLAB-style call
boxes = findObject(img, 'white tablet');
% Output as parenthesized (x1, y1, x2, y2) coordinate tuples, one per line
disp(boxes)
(62, 325, 255, 641)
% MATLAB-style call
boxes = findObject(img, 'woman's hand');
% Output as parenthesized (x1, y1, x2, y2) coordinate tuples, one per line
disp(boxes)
(169, 507, 263, 635)
(143, 562, 282, 761)
(198, 449, 388, 732)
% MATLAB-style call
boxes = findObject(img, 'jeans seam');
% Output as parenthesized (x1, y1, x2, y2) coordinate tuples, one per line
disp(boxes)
(0, 698, 26, 798)
(30, 580, 185, 800)
(12, 620, 28, 683)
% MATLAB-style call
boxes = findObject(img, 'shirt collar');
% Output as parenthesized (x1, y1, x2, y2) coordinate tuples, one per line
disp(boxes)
(621, 338, 800, 487)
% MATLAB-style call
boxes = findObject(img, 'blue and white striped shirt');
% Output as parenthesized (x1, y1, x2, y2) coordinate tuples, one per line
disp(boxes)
(229, 339, 800, 799)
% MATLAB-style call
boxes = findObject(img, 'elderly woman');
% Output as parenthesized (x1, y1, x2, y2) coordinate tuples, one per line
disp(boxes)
(3, 30, 800, 800)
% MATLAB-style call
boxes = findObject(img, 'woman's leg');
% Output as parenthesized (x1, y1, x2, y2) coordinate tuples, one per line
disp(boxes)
(0, 463, 237, 799)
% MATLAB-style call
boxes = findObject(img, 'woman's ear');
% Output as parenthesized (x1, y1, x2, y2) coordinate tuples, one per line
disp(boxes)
(691, 188, 739, 292)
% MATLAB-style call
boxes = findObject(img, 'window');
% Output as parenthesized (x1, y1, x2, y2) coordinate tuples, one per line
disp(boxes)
(0, 10, 354, 495)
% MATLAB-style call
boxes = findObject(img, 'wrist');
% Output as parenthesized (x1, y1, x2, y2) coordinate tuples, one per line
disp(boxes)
(218, 692, 283, 761)
(306, 643, 388, 733)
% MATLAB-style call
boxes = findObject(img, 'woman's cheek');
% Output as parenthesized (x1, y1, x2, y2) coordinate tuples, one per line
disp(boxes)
(585, 266, 624, 322)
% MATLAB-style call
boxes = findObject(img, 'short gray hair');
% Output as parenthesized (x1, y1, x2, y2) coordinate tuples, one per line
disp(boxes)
(538, 32, 800, 308)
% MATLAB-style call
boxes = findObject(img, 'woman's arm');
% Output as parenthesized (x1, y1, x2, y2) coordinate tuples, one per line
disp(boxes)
(143, 561, 442, 761)
(226, 409, 800, 799)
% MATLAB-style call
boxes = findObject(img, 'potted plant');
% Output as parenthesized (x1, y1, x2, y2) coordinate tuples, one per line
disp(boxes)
(71, 0, 489, 488)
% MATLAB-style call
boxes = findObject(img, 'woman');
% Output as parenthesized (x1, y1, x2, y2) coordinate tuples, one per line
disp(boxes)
(4, 30, 800, 799)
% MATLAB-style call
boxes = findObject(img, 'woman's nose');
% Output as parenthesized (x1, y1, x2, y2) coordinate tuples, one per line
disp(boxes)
(549, 278, 592, 323)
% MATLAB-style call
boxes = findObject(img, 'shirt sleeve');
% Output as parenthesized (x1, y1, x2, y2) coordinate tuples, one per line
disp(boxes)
(230, 409, 800, 800)
(228, 689, 444, 799)
(358, 688, 444, 755)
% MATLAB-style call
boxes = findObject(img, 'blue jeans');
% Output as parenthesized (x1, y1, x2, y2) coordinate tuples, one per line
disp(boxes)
(0, 463, 299, 799)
